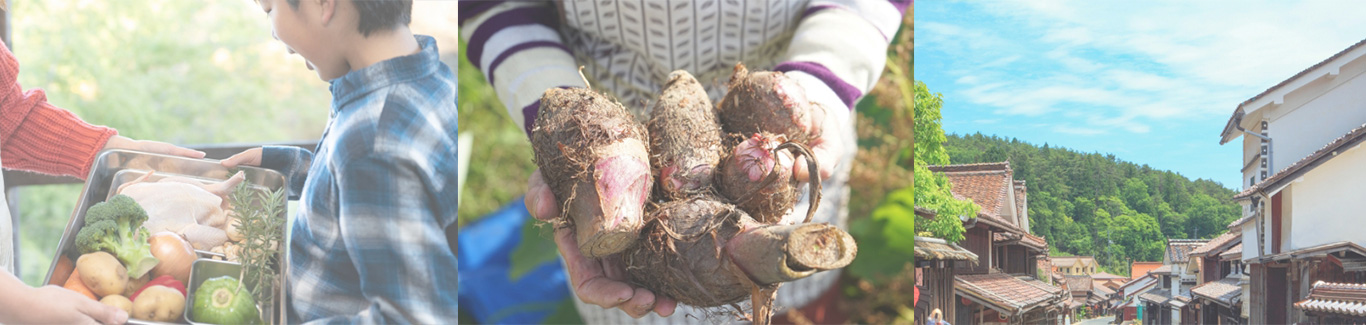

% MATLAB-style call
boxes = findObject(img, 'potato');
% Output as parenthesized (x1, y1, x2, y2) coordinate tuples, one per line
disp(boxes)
(100, 295, 134, 314)
(132, 285, 185, 322)
(77, 252, 128, 298)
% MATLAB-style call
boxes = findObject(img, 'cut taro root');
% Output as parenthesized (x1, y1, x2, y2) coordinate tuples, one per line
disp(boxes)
(530, 87, 652, 258)
(648, 70, 724, 200)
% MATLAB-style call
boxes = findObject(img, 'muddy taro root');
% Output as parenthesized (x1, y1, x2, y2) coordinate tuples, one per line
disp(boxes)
(624, 197, 857, 308)
(716, 63, 826, 144)
(716, 132, 800, 223)
(648, 70, 724, 200)
(530, 87, 652, 258)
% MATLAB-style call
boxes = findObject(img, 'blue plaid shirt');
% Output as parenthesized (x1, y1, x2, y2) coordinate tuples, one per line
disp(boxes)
(261, 35, 459, 324)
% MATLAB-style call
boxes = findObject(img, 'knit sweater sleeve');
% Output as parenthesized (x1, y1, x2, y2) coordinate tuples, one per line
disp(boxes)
(0, 44, 116, 179)
(459, 1, 586, 137)
(775, 0, 908, 113)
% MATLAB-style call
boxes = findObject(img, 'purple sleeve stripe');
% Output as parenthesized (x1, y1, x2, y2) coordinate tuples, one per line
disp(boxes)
(802, 4, 841, 18)
(487, 41, 573, 85)
(774, 61, 862, 110)
(458, 1, 505, 26)
(891, 0, 912, 14)
(466, 5, 560, 72)
(521, 101, 540, 137)
(521, 86, 580, 137)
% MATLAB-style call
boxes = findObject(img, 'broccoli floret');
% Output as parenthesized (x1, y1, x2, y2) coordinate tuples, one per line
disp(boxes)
(75, 194, 158, 278)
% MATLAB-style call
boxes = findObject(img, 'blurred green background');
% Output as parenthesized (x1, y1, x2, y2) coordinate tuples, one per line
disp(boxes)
(9, 0, 458, 287)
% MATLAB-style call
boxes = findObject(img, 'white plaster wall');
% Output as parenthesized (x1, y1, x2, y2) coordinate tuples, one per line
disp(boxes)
(1264, 59, 1366, 173)
(1241, 218, 1260, 261)
(1288, 144, 1366, 251)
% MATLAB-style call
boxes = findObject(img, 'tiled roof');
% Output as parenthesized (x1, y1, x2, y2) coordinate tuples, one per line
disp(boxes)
(1170, 294, 1192, 307)
(956, 272, 1066, 315)
(1139, 289, 1173, 304)
(1120, 276, 1157, 297)
(1192, 277, 1242, 307)
(915, 236, 980, 262)
(1220, 243, 1243, 261)
(1150, 265, 1173, 275)
(1221, 38, 1366, 143)
(1256, 241, 1366, 264)
(1295, 281, 1366, 317)
(1166, 239, 1209, 264)
(1093, 284, 1116, 297)
(1064, 275, 1093, 294)
(1190, 232, 1242, 257)
(929, 162, 1014, 222)
(1234, 123, 1366, 200)
(1020, 233, 1047, 250)
(995, 232, 1048, 252)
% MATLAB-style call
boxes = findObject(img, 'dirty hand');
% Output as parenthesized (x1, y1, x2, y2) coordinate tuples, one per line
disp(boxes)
(104, 135, 206, 159)
(220, 147, 263, 168)
(792, 102, 842, 183)
(524, 169, 678, 318)
(20, 285, 129, 325)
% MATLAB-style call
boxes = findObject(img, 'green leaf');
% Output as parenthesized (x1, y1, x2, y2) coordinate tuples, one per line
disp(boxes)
(848, 218, 906, 283)
(509, 217, 560, 281)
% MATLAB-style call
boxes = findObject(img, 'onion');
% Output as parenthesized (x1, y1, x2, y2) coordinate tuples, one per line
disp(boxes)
(149, 232, 196, 284)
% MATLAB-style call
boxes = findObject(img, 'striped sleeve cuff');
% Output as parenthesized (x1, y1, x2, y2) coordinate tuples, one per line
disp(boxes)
(780, 0, 902, 108)
(261, 145, 313, 200)
(460, 1, 586, 136)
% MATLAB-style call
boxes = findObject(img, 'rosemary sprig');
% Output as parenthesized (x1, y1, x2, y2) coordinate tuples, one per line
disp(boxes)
(231, 181, 287, 317)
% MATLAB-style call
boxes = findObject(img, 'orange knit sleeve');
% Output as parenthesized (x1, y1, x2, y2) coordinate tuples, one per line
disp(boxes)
(0, 43, 117, 179)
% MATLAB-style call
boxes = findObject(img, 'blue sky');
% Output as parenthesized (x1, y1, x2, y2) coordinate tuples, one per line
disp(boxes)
(915, 1, 1366, 189)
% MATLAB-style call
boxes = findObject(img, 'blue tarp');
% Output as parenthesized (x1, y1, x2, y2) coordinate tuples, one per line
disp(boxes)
(457, 198, 570, 324)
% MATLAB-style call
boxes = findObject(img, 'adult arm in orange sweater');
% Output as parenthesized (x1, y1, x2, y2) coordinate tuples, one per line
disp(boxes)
(0, 43, 204, 179)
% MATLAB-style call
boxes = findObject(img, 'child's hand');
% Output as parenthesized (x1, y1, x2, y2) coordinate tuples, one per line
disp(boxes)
(221, 147, 263, 168)
(103, 135, 206, 159)
(524, 169, 678, 318)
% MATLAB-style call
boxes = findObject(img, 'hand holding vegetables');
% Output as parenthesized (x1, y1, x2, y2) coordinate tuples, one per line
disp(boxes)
(522, 191, 677, 319)
(525, 65, 855, 324)
(9, 284, 129, 325)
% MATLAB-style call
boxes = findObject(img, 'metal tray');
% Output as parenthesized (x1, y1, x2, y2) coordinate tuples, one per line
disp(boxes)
(42, 149, 289, 324)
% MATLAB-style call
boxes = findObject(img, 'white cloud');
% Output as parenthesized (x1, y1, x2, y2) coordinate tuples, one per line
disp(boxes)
(929, 1, 1366, 137)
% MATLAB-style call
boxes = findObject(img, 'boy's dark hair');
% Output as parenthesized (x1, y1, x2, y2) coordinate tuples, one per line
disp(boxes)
(287, 0, 412, 37)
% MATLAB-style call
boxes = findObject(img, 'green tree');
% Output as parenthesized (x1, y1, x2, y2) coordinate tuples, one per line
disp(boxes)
(912, 82, 977, 243)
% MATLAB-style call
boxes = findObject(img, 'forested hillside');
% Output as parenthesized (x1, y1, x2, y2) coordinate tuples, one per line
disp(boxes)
(944, 133, 1242, 275)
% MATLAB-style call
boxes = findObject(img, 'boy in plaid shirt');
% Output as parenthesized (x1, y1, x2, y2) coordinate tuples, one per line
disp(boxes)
(224, 0, 458, 322)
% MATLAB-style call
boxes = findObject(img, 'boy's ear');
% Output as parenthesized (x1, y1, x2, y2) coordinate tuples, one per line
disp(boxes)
(316, 0, 337, 27)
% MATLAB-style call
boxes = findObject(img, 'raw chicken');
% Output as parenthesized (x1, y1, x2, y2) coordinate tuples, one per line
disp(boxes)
(117, 171, 246, 249)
